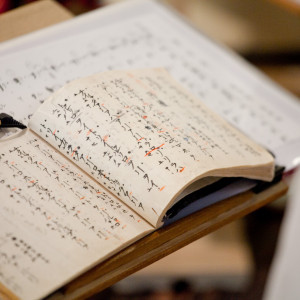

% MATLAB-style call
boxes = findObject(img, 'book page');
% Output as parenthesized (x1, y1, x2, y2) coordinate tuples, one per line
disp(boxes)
(0, 0, 299, 170)
(0, 130, 153, 300)
(29, 68, 274, 227)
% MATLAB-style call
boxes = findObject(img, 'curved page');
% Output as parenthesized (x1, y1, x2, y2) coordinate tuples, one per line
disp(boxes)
(30, 68, 274, 227)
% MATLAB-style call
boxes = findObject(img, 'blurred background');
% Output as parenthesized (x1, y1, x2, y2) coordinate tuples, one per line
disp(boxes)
(1, 0, 300, 299)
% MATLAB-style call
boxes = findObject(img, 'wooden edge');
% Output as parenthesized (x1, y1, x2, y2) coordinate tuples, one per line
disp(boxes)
(0, 0, 73, 43)
(0, 282, 20, 300)
(47, 181, 288, 300)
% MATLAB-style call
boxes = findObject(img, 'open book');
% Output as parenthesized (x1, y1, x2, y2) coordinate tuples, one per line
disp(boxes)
(0, 68, 274, 299)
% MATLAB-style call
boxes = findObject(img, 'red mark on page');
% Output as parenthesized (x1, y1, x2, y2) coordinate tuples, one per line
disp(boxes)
(145, 144, 165, 157)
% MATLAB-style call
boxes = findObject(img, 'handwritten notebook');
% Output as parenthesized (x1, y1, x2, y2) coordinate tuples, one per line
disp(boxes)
(0, 68, 274, 299)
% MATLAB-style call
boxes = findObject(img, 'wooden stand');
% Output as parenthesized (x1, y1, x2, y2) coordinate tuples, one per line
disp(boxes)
(57, 181, 287, 300)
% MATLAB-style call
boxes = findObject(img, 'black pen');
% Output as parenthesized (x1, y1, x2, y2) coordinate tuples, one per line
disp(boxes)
(0, 113, 27, 129)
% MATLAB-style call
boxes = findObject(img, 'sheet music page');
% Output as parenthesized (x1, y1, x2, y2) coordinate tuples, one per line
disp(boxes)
(0, 0, 299, 170)
(0, 0, 145, 56)
(29, 68, 274, 226)
(0, 130, 153, 300)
